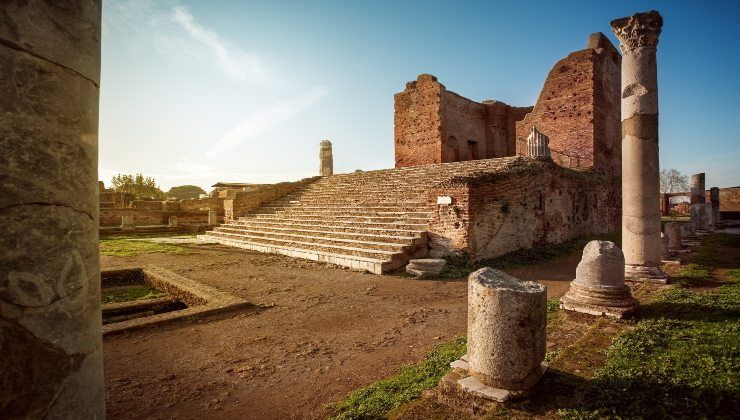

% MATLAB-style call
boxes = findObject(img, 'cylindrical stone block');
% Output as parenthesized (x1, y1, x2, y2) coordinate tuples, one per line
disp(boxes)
(467, 268, 546, 391)
(319, 140, 333, 176)
(665, 222, 683, 249)
(0, 1, 104, 417)
(611, 10, 666, 282)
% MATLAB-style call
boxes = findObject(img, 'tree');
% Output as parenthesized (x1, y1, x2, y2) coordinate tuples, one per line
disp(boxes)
(660, 168, 689, 193)
(110, 173, 165, 199)
(167, 185, 206, 200)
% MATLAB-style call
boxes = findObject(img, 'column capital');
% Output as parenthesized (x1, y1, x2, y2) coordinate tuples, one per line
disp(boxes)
(610, 10, 662, 53)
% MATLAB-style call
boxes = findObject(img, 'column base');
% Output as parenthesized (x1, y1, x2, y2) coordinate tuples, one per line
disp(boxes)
(625, 264, 668, 284)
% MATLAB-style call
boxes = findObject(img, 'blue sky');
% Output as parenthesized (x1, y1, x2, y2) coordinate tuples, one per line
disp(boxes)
(100, 0, 740, 191)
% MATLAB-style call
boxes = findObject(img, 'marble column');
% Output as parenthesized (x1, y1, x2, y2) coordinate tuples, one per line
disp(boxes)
(690, 173, 707, 232)
(526, 127, 551, 159)
(0, 1, 104, 417)
(319, 140, 333, 176)
(611, 10, 667, 283)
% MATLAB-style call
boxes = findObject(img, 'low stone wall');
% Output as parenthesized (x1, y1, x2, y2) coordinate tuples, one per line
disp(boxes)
(99, 208, 223, 227)
(179, 197, 224, 212)
(719, 187, 740, 219)
(225, 177, 320, 221)
(427, 158, 620, 260)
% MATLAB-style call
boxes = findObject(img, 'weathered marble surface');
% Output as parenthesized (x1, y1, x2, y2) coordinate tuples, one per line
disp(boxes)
(0, 1, 104, 417)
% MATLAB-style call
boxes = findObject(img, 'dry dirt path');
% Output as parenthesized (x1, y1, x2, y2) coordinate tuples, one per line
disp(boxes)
(102, 244, 579, 419)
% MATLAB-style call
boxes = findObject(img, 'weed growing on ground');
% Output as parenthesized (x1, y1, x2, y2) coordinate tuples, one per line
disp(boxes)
(100, 238, 191, 257)
(561, 281, 740, 419)
(101, 285, 164, 304)
(331, 337, 466, 419)
(438, 232, 620, 279)
(691, 232, 740, 266)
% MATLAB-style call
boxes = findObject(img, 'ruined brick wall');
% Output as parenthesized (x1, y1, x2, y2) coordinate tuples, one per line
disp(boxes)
(394, 74, 443, 167)
(427, 158, 620, 260)
(226, 177, 320, 221)
(394, 74, 529, 167)
(179, 197, 224, 212)
(515, 33, 621, 174)
(719, 187, 740, 219)
(99, 209, 221, 227)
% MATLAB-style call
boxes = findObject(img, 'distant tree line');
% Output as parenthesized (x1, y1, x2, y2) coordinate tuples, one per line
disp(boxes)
(660, 169, 690, 193)
(110, 173, 206, 200)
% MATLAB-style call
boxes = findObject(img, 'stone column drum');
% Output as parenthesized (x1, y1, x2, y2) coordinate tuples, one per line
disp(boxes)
(467, 268, 547, 392)
(560, 241, 637, 318)
(710, 187, 721, 224)
(319, 139, 333, 176)
(526, 127, 551, 159)
(664, 222, 683, 250)
(0, 1, 105, 417)
(611, 10, 667, 283)
(690, 173, 706, 232)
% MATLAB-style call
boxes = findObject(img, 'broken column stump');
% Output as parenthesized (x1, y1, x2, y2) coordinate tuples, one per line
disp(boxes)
(560, 241, 638, 318)
(405, 258, 447, 278)
(443, 268, 547, 405)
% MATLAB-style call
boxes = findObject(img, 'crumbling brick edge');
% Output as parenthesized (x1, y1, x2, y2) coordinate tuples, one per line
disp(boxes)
(102, 265, 252, 336)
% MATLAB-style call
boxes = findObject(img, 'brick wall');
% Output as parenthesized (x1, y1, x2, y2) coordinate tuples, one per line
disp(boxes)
(99, 209, 222, 227)
(427, 158, 620, 260)
(719, 187, 740, 219)
(515, 33, 621, 173)
(394, 74, 530, 167)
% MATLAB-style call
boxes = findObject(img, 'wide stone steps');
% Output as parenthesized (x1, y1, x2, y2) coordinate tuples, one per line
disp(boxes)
(236, 216, 427, 231)
(228, 219, 424, 237)
(206, 230, 410, 260)
(257, 206, 429, 216)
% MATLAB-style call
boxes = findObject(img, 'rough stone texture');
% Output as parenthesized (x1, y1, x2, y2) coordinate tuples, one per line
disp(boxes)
(660, 232, 669, 260)
(665, 222, 683, 250)
(168, 216, 178, 227)
(121, 213, 135, 228)
(0, 1, 104, 417)
(704, 202, 714, 230)
(319, 140, 333, 176)
(611, 10, 667, 283)
(719, 187, 740, 219)
(710, 187, 721, 224)
(525, 127, 551, 158)
(208, 210, 218, 226)
(394, 74, 531, 167)
(515, 33, 621, 173)
(467, 268, 546, 391)
(405, 258, 446, 278)
(560, 241, 637, 318)
(690, 173, 707, 232)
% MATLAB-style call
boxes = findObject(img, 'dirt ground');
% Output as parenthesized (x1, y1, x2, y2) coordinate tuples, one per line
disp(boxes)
(102, 243, 581, 419)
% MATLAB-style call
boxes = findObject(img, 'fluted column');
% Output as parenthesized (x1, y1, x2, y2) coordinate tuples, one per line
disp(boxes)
(0, 1, 105, 417)
(611, 10, 667, 283)
(526, 127, 551, 159)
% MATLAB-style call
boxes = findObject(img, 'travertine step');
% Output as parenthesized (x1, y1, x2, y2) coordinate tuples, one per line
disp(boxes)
(229, 220, 424, 236)
(220, 224, 420, 242)
(237, 216, 427, 230)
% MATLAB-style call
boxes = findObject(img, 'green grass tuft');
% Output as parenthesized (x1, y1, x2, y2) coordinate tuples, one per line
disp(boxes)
(561, 282, 740, 419)
(101, 285, 165, 304)
(100, 238, 191, 257)
(331, 336, 466, 419)
(671, 263, 712, 287)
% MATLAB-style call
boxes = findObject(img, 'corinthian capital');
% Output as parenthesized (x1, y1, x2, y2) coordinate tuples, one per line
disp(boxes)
(610, 10, 663, 53)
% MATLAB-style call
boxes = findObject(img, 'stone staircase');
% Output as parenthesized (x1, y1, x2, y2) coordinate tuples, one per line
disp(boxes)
(201, 157, 520, 274)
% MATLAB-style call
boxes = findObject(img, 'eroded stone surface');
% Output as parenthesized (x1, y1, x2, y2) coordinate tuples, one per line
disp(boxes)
(467, 268, 546, 391)
(320, 140, 333, 176)
(405, 258, 447, 277)
(665, 222, 683, 250)
(525, 126, 551, 158)
(561, 241, 637, 318)
(0, 2, 104, 416)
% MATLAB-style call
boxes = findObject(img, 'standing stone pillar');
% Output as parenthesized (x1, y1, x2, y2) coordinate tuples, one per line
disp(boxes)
(660, 193, 670, 216)
(458, 268, 546, 400)
(526, 127, 551, 159)
(710, 187, 721, 225)
(168, 216, 178, 228)
(690, 173, 707, 233)
(319, 140, 333, 176)
(0, 2, 104, 417)
(611, 11, 667, 283)
(208, 210, 218, 226)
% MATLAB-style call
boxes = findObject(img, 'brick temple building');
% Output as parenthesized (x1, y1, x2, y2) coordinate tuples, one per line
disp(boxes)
(201, 32, 623, 274)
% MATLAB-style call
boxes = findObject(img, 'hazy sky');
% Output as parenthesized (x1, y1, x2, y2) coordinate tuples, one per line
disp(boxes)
(100, 0, 740, 192)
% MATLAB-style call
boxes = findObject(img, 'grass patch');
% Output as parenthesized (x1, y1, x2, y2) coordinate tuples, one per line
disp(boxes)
(101, 285, 165, 304)
(331, 336, 466, 419)
(691, 233, 740, 267)
(561, 282, 740, 419)
(100, 238, 191, 257)
(438, 232, 620, 279)
(671, 263, 712, 287)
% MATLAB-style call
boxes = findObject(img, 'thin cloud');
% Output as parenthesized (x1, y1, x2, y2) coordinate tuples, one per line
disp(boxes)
(206, 86, 329, 159)
(171, 6, 280, 88)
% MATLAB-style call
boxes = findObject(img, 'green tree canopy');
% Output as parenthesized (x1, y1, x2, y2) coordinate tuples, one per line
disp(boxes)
(110, 173, 165, 199)
(166, 185, 207, 200)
